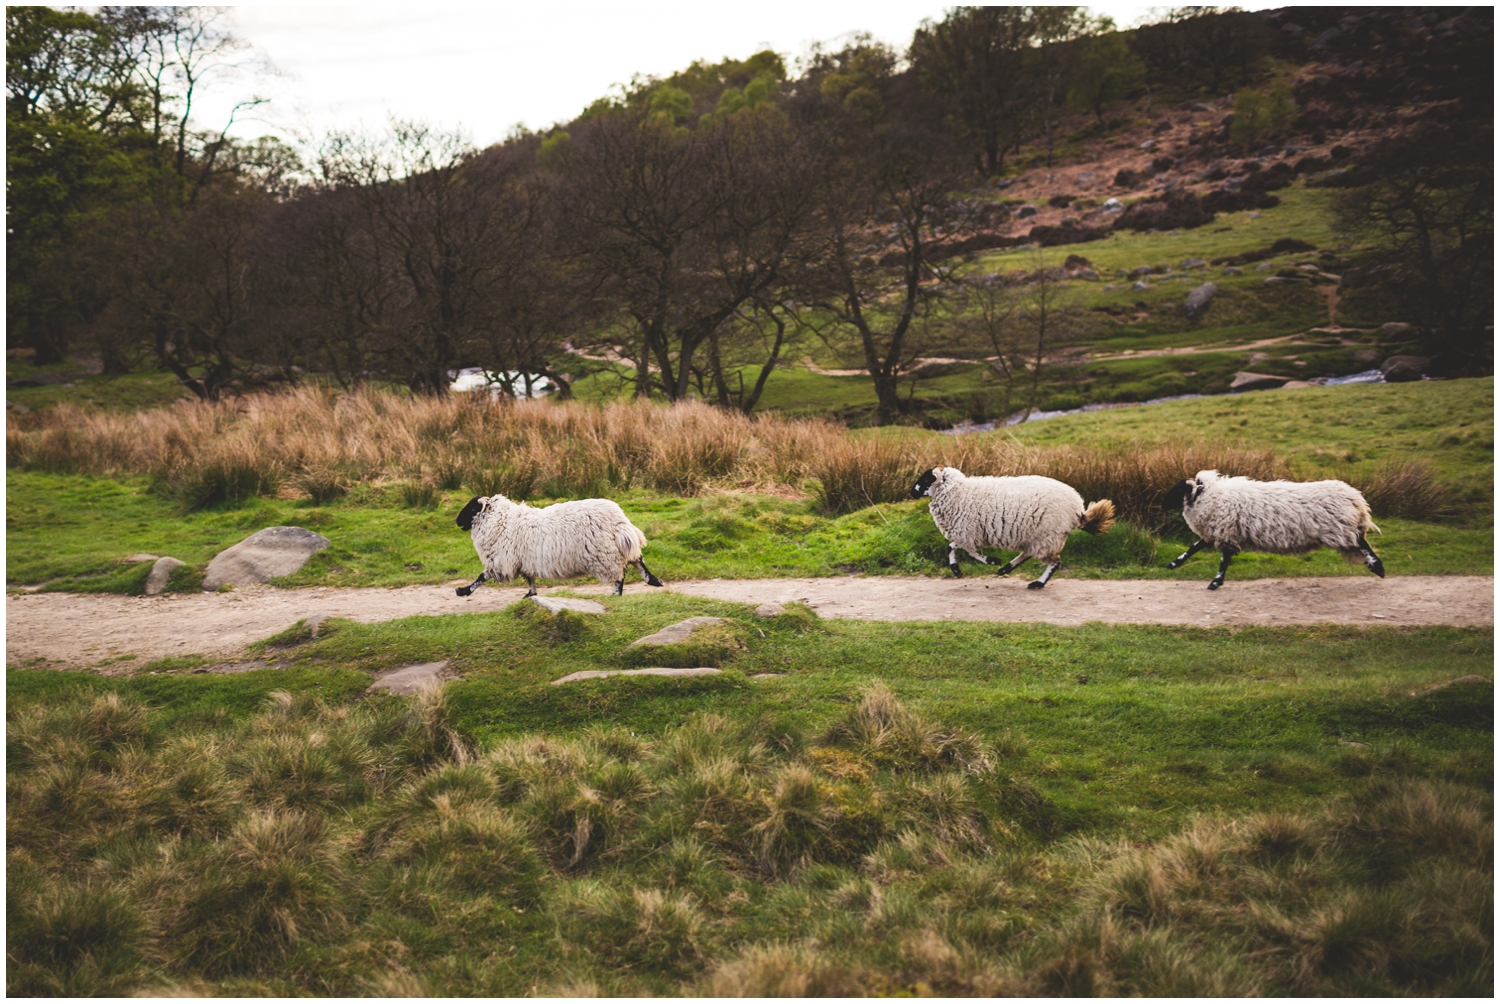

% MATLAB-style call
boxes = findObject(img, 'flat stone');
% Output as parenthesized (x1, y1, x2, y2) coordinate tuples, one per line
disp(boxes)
(750, 673, 787, 680)
(1230, 371, 1292, 391)
(145, 557, 186, 596)
(203, 527, 330, 590)
(629, 616, 723, 647)
(368, 660, 452, 695)
(754, 602, 785, 618)
(125, 553, 160, 563)
(1278, 380, 1316, 389)
(1409, 675, 1491, 698)
(551, 667, 721, 685)
(531, 595, 608, 614)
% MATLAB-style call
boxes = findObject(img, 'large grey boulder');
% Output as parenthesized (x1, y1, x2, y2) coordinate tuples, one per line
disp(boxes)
(145, 557, 185, 596)
(1381, 355, 1430, 383)
(1183, 282, 1217, 318)
(203, 526, 330, 590)
(1378, 321, 1414, 340)
(629, 617, 723, 647)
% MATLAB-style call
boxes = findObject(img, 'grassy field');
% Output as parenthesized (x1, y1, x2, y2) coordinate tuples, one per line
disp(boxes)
(7, 602, 1491, 995)
(8, 378, 1490, 595)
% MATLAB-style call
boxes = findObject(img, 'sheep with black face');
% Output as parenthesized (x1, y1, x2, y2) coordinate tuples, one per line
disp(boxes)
(911, 467, 1116, 589)
(454, 495, 664, 598)
(1161, 469, 1384, 589)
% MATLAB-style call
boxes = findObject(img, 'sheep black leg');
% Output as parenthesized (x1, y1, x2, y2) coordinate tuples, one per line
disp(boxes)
(996, 553, 1028, 577)
(1208, 549, 1235, 590)
(1357, 534, 1385, 578)
(1167, 539, 1208, 569)
(612, 579, 625, 596)
(523, 575, 537, 598)
(1027, 562, 1059, 589)
(635, 558, 664, 587)
(947, 543, 963, 578)
(455, 571, 486, 597)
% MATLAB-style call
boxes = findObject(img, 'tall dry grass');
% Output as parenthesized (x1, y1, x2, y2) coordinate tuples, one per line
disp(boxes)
(8, 387, 1294, 520)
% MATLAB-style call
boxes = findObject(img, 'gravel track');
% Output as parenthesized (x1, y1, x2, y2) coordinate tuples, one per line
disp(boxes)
(7, 575, 1490, 670)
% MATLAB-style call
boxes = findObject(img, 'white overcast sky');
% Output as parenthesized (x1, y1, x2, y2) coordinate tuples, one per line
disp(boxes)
(195, 3, 1277, 151)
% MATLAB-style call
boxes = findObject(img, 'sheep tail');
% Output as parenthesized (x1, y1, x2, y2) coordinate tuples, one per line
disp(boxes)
(1080, 499, 1116, 536)
(616, 524, 647, 562)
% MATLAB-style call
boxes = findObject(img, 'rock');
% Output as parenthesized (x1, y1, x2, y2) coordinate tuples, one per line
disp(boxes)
(1249, 352, 1271, 363)
(750, 673, 787, 680)
(125, 553, 160, 563)
(1183, 282, 1217, 318)
(1230, 371, 1293, 391)
(1132, 280, 1149, 291)
(1190, 101, 1214, 112)
(1153, 118, 1172, 133)
(1076, 268, 1098, 280)
(1016, 205, 1037, 219)
(1381, 356, 1431, 383)
(1101, 197, 1123, 212)
(1180, 258, 1207, 268)
(203, 527, 330, 591)
(1278, 380, 1316, 389)
(144, 557, 185, 596)
(552, 667, 721, 685)
(1256, 262, 1274, 272)
(630, 616, 723, 647)
(1138, 139, 1156, 150)
(368, 660, 452, 696)
(1378, 321, 1414, 340)
(1409, 675, 1491, 697)
(754, 602, 785, 618)
(1221, 266, 1244, 276)
(1264, 276, 1310, 284)
(532, 595, 608, 614)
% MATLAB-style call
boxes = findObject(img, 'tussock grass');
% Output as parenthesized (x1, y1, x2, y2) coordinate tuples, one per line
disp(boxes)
(10, 388, 1304, 521)
(7, 673, 1489, 995)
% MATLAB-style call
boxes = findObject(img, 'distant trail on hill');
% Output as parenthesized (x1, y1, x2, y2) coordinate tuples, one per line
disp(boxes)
(6, 576, 1491, 670)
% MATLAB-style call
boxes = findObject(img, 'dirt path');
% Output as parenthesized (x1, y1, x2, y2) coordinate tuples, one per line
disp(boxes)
(7, 575, 1491, 669)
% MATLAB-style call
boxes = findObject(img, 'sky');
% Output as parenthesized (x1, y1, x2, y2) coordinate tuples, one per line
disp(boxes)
(194, 3, 1276, 151)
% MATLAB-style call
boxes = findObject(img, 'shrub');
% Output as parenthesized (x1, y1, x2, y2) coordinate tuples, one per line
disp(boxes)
(1352, 458, 1469, 520)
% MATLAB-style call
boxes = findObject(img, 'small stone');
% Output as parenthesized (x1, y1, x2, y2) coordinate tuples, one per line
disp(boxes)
(368, 660, 452, 695)
(1221, 266, 1244, 276)
(630, 616, 723, 647)
(1381, 355, 1431, 383)
(754, 602, 785, 618)
(1132, 280, 1149, 291)
(1230, 371, 1292, 391)
(125, 553, 160, 563)
(531, 595, 608, 614)
(750, 673, 787, 680)
(1183, 282, 1217, 318)
(1378, 321, 1414, 340)
(145, 557, 185, 596)
(1278, 380, 1316, 389)
(551, 667, 721, 685)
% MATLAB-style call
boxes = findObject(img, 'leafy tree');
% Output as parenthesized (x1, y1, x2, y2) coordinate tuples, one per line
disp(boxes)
(1337, 122, 1494, 374)
(1067, 23, 1145, 124)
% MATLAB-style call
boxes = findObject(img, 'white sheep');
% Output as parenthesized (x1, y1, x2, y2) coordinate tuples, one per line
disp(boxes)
(454, 495, 664, 597)
(911, 467, 1117, 589)
(1161, 469, 1384, 589)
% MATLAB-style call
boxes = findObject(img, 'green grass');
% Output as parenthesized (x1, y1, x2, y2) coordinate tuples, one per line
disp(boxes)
(7, 605, 1491, 994)
(5, 353, 195, 413)
(8, 377, 1491, 593)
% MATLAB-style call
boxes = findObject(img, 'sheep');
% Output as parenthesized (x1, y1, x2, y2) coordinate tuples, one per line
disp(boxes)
(911, 467, 1116, 589)
(453, 494, 665, 598)
(1160, 469, 1384, 589)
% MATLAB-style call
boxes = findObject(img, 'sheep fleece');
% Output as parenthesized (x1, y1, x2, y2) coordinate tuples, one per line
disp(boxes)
(1183, 469, 1377, 554)
(928, 470, 1089, 561)
(469, 496, 647, 584)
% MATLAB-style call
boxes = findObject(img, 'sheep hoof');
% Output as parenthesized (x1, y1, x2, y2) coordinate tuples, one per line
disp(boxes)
(949, 566, 963, 579)
(1370, 561, 1386, 578)
(1167, 560, 1182, 569)
(1207, 580, 1223, 590)
(647, 575, 664, 587)
(1026, 580, 1046, 590)
(455, 587, 470, 597)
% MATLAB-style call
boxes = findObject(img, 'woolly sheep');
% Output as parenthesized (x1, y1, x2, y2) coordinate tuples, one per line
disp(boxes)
(1161, 469, 1384, 589)
(911, 467, 1117, 589)
(454, 495, 664, 598)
